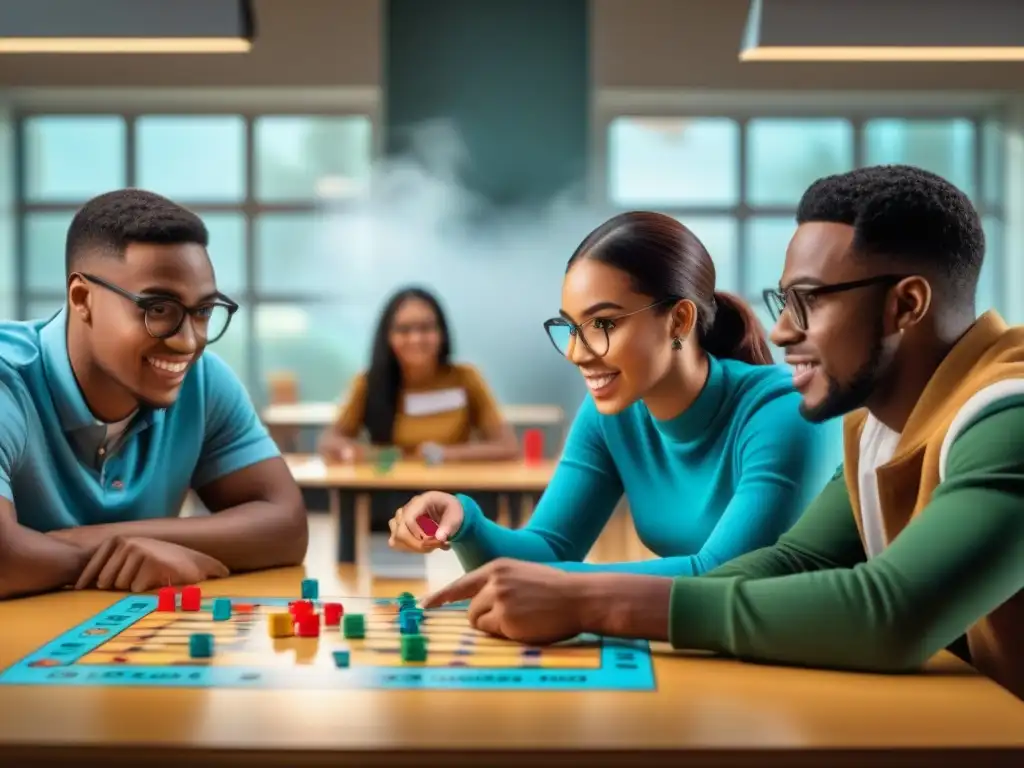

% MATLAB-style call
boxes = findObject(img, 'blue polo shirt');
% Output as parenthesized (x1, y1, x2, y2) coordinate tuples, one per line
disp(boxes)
(0, 308, 280, 532)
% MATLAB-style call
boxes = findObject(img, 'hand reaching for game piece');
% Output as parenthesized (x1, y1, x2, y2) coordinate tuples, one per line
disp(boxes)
(421, 559, 586, 644)
(388, 491, 463, 553)
(74, 536, 230, 593)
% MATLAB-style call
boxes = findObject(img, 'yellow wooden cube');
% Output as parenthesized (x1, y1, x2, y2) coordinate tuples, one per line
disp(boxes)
(267, 611, 294, 638)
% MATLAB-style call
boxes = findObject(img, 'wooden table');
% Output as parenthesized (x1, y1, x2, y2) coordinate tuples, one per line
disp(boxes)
(286, 455, 557, 565)
(1, 566, 1022, 767)
(263, 402, 565, 429)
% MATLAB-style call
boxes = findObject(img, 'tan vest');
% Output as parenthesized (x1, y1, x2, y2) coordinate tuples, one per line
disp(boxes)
(842, 311, 1024, 699)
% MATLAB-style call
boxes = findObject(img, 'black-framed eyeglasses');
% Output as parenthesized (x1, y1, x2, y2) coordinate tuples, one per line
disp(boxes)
(763, 274, 909, 331)
(543, 299, 674, 358)
(77, 273, 239, 343)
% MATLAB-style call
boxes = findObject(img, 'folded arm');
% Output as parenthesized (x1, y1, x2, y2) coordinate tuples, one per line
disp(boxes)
(0, 498, 91, 599)
(52, 355, 308, 571)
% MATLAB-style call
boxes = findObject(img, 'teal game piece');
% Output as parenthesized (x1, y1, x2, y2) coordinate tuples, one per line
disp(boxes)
(397, 591, 414, 601)
(332, 649, 351, 668)
(343, 613, 365, 639)
(399, 612, 419, 635)
(301, 578, 319, 600)
(189, 633, 214, 658)
(400, 634, 427, 662)
(211, 598, 232, 621)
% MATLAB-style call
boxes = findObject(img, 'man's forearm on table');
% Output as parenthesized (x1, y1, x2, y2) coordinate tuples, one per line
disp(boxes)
(0, 526, 90, 599)
(72, 502, 308, 572)
(574, 573, 674, 641)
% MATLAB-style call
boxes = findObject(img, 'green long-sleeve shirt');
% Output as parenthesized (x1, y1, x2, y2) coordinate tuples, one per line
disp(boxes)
(668, 397, 1024, 677)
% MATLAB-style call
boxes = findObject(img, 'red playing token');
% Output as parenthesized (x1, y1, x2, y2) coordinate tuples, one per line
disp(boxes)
(295, 612, 320, 638)
(418, 513, 439, 537)
(233, 603, 255, 613)
(323, 602, 344, 626)
(156, 586, 177, 612)
(180, 585, 201, 611)
(289, 600, 314, 616)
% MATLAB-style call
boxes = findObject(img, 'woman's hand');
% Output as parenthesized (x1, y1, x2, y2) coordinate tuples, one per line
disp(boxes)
(388, 491, 465, 553)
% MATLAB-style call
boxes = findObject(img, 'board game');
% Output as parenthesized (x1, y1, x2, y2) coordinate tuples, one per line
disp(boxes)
(0, 586, 656, 691)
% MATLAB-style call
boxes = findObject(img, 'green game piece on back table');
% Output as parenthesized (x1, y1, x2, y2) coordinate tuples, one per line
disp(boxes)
(343, 613, 366, 639)
(400, 634, 427, 662)
(332, 649, 351, 668)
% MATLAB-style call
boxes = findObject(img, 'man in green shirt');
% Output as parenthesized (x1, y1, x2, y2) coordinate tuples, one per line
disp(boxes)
(418, 164, 1024, 699)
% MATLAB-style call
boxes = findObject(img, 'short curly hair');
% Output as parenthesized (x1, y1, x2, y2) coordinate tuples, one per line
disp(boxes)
(796, 164, 985, 302)
(65, 188, 209, 275)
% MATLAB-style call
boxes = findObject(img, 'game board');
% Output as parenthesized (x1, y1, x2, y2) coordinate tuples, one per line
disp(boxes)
(0, 594, 656, 691)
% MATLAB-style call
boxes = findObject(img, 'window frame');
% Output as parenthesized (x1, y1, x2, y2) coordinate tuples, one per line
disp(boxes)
(592, 94, 1007, 313)
(13, 98, 378, 401)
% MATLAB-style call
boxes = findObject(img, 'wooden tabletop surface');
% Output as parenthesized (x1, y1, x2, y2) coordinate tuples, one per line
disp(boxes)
(285, 454, 557, 492)
(0, 564, 1022, 767)
(263, 402, 565, 427)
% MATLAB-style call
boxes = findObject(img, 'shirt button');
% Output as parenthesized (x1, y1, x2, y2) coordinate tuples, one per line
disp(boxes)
(111, 480, 123, 490)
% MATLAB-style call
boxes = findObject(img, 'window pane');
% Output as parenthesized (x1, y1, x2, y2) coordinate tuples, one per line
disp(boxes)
(0, 294, 16, 321)
(23, 116, 126, 202)
(979, 215, 1001, 314)
(746, 119, 854, 206)
(677, 216, 739, 293)
(203, 213, 246, 296)
(26, 299, 65, 321)
(254, 303, 375, 402)
(743, 217, 796, 298)
(863, 119, 976, 199)
(255, 212, 372, 295)
(982, 119, 1004, 209)
(255, 116, 372, 202)
(136, 116, 245, 202)
(25, 211, 74, 292)
(608, 117, 739, 206)
(208, 305, 249, 385)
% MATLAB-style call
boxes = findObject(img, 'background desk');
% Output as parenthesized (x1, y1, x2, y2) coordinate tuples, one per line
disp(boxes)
(0, 566, 1022, 767)
(286, 455, 556, 565)
(264, 402, 565, 430)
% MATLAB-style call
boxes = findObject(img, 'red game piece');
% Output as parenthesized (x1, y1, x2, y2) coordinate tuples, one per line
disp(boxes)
(233, 603, 255, 613)
(180, 585, 201, 611)
(323, 602, 344, 626)
(295, 612, 320, 638)
(523, 427, 544, 464)
(289, 600, 314, 617)
(156, 586, 177, 612)
(418, 513, 439, 537)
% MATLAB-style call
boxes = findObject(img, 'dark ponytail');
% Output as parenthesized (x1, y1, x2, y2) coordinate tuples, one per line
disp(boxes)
(567, 211, 773, 366)
(700, 290, 773, 365)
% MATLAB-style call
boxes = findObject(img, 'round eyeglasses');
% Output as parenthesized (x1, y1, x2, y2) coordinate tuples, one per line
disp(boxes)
(543, 300, 672, 358)
(78, 273, 238, 343)
(763, 274, 909, 331)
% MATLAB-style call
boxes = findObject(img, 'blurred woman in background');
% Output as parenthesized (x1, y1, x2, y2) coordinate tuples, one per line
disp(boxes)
(318, 286, 518, 464)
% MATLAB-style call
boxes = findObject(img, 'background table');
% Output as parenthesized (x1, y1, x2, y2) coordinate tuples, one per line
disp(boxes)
(0, 564, 1023, 767)
(286, 454, 557, 565)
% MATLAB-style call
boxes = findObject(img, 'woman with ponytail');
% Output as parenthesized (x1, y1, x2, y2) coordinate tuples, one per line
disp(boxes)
(389, 212, 842, 576)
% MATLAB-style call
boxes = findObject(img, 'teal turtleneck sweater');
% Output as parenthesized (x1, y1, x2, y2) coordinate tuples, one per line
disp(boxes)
(449, 355, 842, 576)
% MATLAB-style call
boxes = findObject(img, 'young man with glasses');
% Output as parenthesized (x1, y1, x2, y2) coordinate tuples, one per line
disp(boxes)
(0, 189, 307, 599)
(420, 165, 1024, 700)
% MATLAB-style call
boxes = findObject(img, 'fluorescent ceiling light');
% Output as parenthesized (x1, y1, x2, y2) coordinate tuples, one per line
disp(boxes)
(0, 0, 254, 54)
(741, 0, 1024, 62)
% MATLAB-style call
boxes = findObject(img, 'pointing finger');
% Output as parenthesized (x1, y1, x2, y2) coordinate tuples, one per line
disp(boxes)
(421, 564, 492, 608)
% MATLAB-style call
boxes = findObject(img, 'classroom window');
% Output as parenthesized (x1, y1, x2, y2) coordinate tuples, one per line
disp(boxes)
(604, 113, 1006, 324)
(15, 111, 375, 403)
